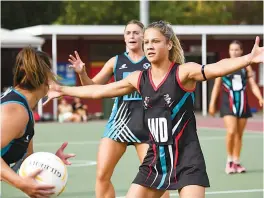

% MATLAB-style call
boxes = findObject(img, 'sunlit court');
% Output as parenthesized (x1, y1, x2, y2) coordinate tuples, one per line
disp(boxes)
(1, 1, 263, 198)
(2, 115, 263, 198)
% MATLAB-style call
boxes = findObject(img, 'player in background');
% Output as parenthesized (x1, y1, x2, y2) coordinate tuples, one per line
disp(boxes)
(209, 40, 263, 174)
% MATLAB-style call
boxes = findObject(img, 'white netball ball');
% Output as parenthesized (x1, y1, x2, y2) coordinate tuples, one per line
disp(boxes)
(18, 152, 68, 197)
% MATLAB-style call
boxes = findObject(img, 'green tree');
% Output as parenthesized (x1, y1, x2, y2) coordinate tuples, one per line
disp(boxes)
(1, 1, 63, 30)
(229, 1, 263, 24)
(55, 1, 139, 25)
(1, 1, 262, 30)
(56, 1, 262, 25)
(150, 1, 234, 25)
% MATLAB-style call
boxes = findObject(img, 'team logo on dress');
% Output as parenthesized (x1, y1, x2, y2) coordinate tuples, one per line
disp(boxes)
(119, 64, 128, 69)
(24, 135, 30, 143)
(164, 94, 173, 106)
(143, 63, 151, 70)
(143, 96, 150, 109)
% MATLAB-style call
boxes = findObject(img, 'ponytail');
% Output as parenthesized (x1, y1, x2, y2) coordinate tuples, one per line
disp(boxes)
(13, 46, 56, 90)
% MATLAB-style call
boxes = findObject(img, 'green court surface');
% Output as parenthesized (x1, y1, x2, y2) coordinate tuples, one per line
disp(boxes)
(1, 121, 263, 198)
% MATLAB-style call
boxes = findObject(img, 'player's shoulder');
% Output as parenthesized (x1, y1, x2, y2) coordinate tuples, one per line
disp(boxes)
(1, 102, 29, 122)
(180, 62, 201, 68)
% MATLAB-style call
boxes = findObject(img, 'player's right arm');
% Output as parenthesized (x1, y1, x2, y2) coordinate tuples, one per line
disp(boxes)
(1, 103, 55, 197)
(69, 51, 115, 85)
(46, 71, 141, 103)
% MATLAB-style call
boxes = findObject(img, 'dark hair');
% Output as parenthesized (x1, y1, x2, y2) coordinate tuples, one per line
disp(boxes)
(125, 20, 145, 30)
(13, 46, 56, 90)
(146, 20, 185, 64)
(230, 40, 243, 50)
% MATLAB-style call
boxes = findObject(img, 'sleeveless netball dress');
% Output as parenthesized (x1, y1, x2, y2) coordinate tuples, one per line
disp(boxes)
(103, 52, 151, 145)
(133, 63, 210, 190)
(220, 69, 252, 118)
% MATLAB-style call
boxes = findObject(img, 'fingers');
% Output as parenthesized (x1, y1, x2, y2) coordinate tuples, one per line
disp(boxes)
(64, 154, 76, 165)
(69, 54, 77, 62)
(28, 169, 43, 178)
(36, 189, 55, 196)
(255, 36, 260, 46)
(64, 154, 76, 163)
(75, 51, 81, 60)
(68, 59, 75, 65)
(66, 153, 76, 159)
(34, 185, 55, 198)
(59, 142, 68, 151)
(259, 100, 263, 107)
(63, 160, 71, 165)
(36, 184, 55, 190)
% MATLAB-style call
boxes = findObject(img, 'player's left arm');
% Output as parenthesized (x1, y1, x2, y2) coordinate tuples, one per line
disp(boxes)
(177, 36, 263, 89)
(246, 66, 263, 107)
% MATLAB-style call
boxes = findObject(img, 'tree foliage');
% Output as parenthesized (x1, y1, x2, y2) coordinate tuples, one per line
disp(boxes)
(1, 1, 63, 30)
(1, 1, 263, 30)
(55, 1, 139, 25)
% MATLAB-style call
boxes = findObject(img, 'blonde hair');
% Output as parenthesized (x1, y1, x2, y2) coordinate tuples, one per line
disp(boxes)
(125, 19, 145, 31)
(13, 46, 56, 90)
(146, 20, 185, 64)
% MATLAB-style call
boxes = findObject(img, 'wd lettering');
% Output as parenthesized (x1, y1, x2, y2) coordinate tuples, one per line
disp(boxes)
(147, 117, 168, 143)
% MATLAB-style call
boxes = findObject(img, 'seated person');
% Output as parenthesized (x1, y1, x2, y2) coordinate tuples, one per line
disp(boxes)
(72, 97, 88, 122)
(58, 98, 81, 123)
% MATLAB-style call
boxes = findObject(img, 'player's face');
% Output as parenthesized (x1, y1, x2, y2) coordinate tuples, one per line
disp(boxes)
(143, 28, 170, 64)
(124, 24, 143, 51)
(229, 43, 243, 58)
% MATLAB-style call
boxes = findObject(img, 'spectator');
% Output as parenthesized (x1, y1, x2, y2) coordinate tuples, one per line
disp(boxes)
(58, 98, 81, 123)
(72, 97, 88, 122)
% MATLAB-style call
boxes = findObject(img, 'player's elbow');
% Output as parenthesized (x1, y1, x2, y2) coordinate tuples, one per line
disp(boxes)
(91, 90, 104, 99)
(91, 91, 100, 99)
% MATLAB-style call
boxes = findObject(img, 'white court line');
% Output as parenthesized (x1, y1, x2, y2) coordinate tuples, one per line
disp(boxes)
(69, 160, 97, 167)
(34, 135, 261, 146)
(116, 189, 264, 198)
(198, 127, 263, 134)
(35, 141, 99, 146)
(34, 134, 262, 146)
(34, 127, 262, 146)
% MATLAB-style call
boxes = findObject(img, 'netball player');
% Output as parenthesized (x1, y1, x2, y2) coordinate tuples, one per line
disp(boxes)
(68, 20, 170, 198)
(1, 47, 75, 198)
(209, 40, 263, 174)
(46, 20, 263, 198)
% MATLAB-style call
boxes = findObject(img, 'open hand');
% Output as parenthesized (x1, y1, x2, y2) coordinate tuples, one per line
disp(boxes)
(68, 51, 85, 74)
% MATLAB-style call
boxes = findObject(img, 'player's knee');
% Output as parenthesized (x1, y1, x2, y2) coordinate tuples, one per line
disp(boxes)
(227, 127, 237, 135)
(235, 133, 243, 141)
(96, 168, 112, 182)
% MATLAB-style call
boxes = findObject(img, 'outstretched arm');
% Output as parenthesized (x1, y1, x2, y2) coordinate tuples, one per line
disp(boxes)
(46, 71, 141, 103)
(178, 37, 264, 89)
(69, 51, 115, 85)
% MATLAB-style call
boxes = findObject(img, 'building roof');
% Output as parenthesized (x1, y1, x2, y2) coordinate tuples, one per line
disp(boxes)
(13, 25, 263, 36)
(1, 28, 45, 48)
